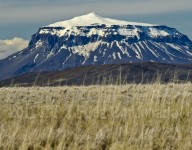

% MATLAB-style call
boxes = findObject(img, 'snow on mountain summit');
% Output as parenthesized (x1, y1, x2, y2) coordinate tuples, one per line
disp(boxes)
(48, 12, 157, 27)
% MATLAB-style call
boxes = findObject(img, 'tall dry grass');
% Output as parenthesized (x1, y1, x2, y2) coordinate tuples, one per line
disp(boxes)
(0, 83, 192, 149)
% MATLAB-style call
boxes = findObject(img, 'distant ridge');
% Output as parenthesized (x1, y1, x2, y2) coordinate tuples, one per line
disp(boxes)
(0, 62, 192, 87)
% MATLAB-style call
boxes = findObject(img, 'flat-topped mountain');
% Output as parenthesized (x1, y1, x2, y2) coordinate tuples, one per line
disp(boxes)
(0, 13, 192, 80)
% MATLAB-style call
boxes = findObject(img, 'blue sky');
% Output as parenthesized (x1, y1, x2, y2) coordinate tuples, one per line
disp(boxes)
(0, 0, 192, 40)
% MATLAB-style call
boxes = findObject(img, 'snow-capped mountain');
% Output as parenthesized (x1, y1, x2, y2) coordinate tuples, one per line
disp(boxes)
(0, 12, 192, 80)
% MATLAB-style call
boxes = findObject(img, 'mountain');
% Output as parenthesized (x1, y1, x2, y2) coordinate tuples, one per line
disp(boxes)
(0, 12, 192, 80)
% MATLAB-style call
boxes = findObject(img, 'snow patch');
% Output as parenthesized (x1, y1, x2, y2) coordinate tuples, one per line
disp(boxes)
(70, 41, 101, 58)
(186, 51, 192, 56)
(112, 52, 116, 59)
(149, 28, 169, 37)
(35, 41, 43, 48)
(143, 41, 159, 58)
(62, 54, 72, 66)
(34, 54, 39, 63)
(94, 56, 97, 62)
(166, 43, 183, 52)
(88, 28, 105, 36)
(48, 12, 156, 27)
(47, 51, 54, 58)
(117, 52, 122, 59)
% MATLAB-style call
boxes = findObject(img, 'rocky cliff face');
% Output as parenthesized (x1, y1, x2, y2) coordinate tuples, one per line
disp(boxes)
(0, 13, 192, 80)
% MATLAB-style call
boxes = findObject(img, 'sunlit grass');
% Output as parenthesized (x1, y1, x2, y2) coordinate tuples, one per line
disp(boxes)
(0, 83, 192, 149)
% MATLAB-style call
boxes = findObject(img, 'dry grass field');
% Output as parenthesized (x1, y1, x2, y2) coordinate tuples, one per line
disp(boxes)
(0, 83, 192, 149)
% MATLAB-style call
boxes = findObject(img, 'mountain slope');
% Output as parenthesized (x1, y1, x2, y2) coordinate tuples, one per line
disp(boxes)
(0, 62, 192, 86)
(0, 13, 192, 80)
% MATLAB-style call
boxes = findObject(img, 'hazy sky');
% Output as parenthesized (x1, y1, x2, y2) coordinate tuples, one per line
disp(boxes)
(0, 0, 192, 40)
